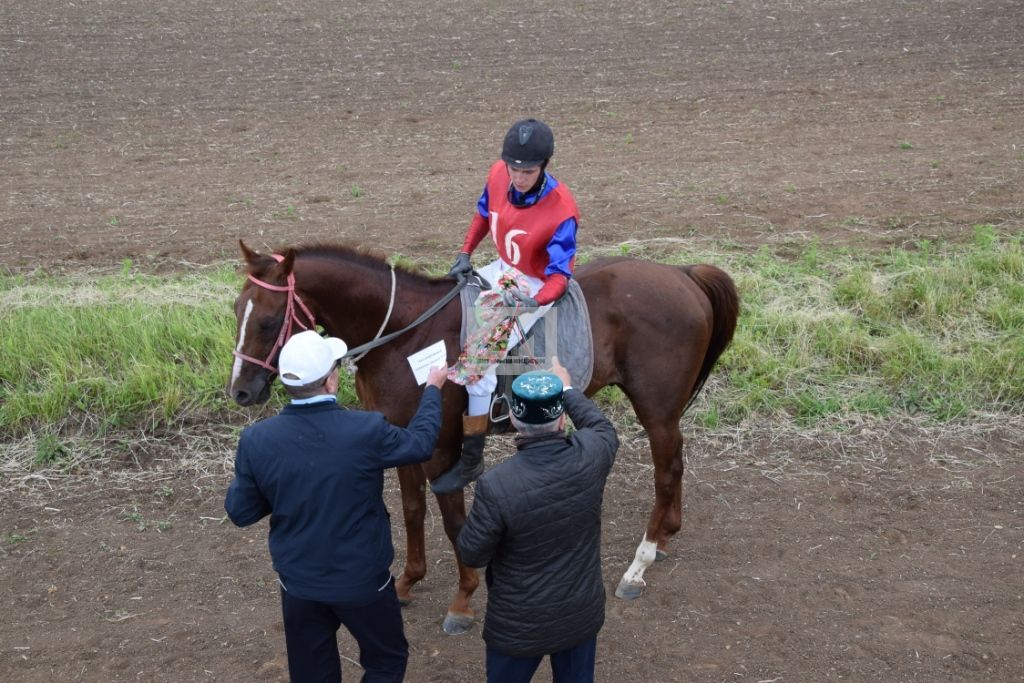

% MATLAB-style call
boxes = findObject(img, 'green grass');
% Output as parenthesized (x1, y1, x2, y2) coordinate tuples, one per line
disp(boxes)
(694, 225, 1023, 424)
(5, 529, 37, 545)
(0, 227, 1020, 444)
(0, 265, 241, 435)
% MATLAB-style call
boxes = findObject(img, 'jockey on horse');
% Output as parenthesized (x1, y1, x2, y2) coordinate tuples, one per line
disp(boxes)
(431, 118, 581, 495)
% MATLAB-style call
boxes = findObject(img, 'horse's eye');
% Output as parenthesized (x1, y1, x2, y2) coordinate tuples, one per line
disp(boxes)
(258, 318, 280, 333)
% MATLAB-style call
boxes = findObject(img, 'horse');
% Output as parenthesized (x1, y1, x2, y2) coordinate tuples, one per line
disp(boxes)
(228, 240, 738, 633)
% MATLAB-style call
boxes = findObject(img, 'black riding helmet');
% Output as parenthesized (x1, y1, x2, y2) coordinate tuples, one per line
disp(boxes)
(501, 118, 554, 169)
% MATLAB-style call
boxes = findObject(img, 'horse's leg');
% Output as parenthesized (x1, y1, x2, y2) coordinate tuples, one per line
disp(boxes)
(394, 464, 428, 605)
(432, 491, 480, 635)
(656, 431, 685, 558)
(615, 418, 683, 599)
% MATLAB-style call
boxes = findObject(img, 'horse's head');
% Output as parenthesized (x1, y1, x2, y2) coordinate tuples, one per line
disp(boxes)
(228, 241, 308, 406)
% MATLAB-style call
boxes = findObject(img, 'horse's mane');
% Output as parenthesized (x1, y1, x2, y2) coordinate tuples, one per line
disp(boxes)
(282, 241, 446, 283)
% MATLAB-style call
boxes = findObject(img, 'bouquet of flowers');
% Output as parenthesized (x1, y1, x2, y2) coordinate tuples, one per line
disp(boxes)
(448, 270, 533, 385)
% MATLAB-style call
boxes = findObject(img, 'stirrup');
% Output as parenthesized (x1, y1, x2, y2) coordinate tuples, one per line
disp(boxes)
(489, 393, 509, 423)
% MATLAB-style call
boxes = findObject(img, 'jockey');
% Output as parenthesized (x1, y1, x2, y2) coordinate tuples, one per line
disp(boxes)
(431, 118, 580, 495)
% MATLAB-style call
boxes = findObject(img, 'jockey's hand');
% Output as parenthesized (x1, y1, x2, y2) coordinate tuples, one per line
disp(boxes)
(502, 288, 540, 309)
(447, 252, 473, 279)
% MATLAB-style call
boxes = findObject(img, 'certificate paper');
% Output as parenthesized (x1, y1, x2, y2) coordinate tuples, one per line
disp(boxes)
(407, 340, 447, 385)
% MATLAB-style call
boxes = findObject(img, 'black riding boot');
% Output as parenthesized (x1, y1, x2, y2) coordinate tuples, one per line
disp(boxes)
(431, 414, 488, 495)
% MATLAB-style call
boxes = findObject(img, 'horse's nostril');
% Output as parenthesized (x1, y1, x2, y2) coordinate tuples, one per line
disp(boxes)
(234, 390, 250, 404)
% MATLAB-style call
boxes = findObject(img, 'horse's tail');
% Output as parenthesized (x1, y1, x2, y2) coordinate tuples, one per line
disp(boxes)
(679, 263, 740, 411)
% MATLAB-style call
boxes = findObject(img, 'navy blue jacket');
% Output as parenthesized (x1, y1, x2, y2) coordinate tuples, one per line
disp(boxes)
(225, 387, 441, 604)
(456, 389, 618, 657)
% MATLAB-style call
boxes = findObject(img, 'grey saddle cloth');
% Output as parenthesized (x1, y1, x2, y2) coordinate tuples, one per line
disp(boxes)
(459, 277, 594, 391)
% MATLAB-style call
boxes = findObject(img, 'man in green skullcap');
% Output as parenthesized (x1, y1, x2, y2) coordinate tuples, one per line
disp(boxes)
(457, 357, 619, 683)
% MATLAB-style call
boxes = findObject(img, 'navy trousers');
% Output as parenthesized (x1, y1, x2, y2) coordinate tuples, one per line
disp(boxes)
(485, 637, 597, 683)
(279, 580, 408, 683)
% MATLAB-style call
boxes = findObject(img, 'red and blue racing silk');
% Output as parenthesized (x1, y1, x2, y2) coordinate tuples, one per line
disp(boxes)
(460, 161, 579, 304)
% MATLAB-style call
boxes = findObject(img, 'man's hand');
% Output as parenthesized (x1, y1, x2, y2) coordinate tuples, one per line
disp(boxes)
(446, 252, 473, 279)
(550, 355, 571, 389)
(426, 364, 448, 389)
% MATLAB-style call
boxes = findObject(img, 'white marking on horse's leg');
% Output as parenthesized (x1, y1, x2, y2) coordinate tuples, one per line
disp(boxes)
(230, 299, 253, 388)
(615, 538, 657, 599)
(622, 538, 658, 585)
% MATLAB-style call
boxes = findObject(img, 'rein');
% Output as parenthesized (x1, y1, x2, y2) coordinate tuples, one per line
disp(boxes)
(346, 265, 397, 364)
(341, 273, 470, 363)
(235, 254, 471, 373)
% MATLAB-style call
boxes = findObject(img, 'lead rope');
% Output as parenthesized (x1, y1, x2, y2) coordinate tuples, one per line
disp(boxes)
(346, 264, 397, 370)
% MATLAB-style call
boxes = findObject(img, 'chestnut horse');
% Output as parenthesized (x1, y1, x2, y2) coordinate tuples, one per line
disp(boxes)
(228, 241, 738, 633)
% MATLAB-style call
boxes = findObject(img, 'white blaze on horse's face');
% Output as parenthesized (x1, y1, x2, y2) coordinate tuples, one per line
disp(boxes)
(230, 298, 255, 388)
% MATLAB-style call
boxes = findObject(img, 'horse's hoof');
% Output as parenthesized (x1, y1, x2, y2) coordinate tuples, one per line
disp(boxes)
(655, 549, 669, 562)
(442, 611, 474, 635)
(614, 580, 644, 600)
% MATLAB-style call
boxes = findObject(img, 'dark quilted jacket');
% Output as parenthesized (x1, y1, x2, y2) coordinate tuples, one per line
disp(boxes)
(456, 389, 619, 657)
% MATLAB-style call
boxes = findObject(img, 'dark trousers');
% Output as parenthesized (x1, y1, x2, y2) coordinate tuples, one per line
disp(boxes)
(485, 637, 597, 683)
(280, 580, 408, 683)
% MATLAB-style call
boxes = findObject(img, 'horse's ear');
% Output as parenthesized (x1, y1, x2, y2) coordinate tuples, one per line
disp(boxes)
(239, 240, 260, 265)
(276, 249, 296, 276)
(239, 240, 280, 277)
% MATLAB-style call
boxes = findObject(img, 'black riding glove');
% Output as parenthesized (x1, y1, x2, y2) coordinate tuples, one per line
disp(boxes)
(501, 288, 540, 309)
(447, 252, 473, 279)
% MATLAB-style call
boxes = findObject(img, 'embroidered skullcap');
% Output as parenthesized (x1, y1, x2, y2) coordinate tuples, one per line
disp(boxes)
(509, 371, 565, 424)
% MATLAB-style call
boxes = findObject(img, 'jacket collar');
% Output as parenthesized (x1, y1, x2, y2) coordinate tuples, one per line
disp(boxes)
(290, 394, 338, 406)
(281, 401, 342, 414)
(514, 431, 566, 451)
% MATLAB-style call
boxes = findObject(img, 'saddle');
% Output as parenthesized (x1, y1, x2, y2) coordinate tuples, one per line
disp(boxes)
(459, 277, 594, 427)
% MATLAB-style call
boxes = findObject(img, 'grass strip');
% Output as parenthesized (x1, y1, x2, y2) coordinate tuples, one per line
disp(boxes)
(1, 228, 1020, 454)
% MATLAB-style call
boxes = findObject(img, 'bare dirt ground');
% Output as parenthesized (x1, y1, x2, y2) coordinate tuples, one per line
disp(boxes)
(1, 0, 1022, 681)
(2, 418, 1022, 682)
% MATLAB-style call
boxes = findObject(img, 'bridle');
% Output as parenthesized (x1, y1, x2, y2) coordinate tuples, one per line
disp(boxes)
(232, 254, 318, 374)
(233, 252, 471, 375)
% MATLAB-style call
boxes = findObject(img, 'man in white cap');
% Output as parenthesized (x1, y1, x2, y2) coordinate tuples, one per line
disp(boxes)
(225, 330, 448, 683)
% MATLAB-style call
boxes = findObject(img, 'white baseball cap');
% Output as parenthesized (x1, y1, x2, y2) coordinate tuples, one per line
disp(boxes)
(278, 330, 348, 386)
